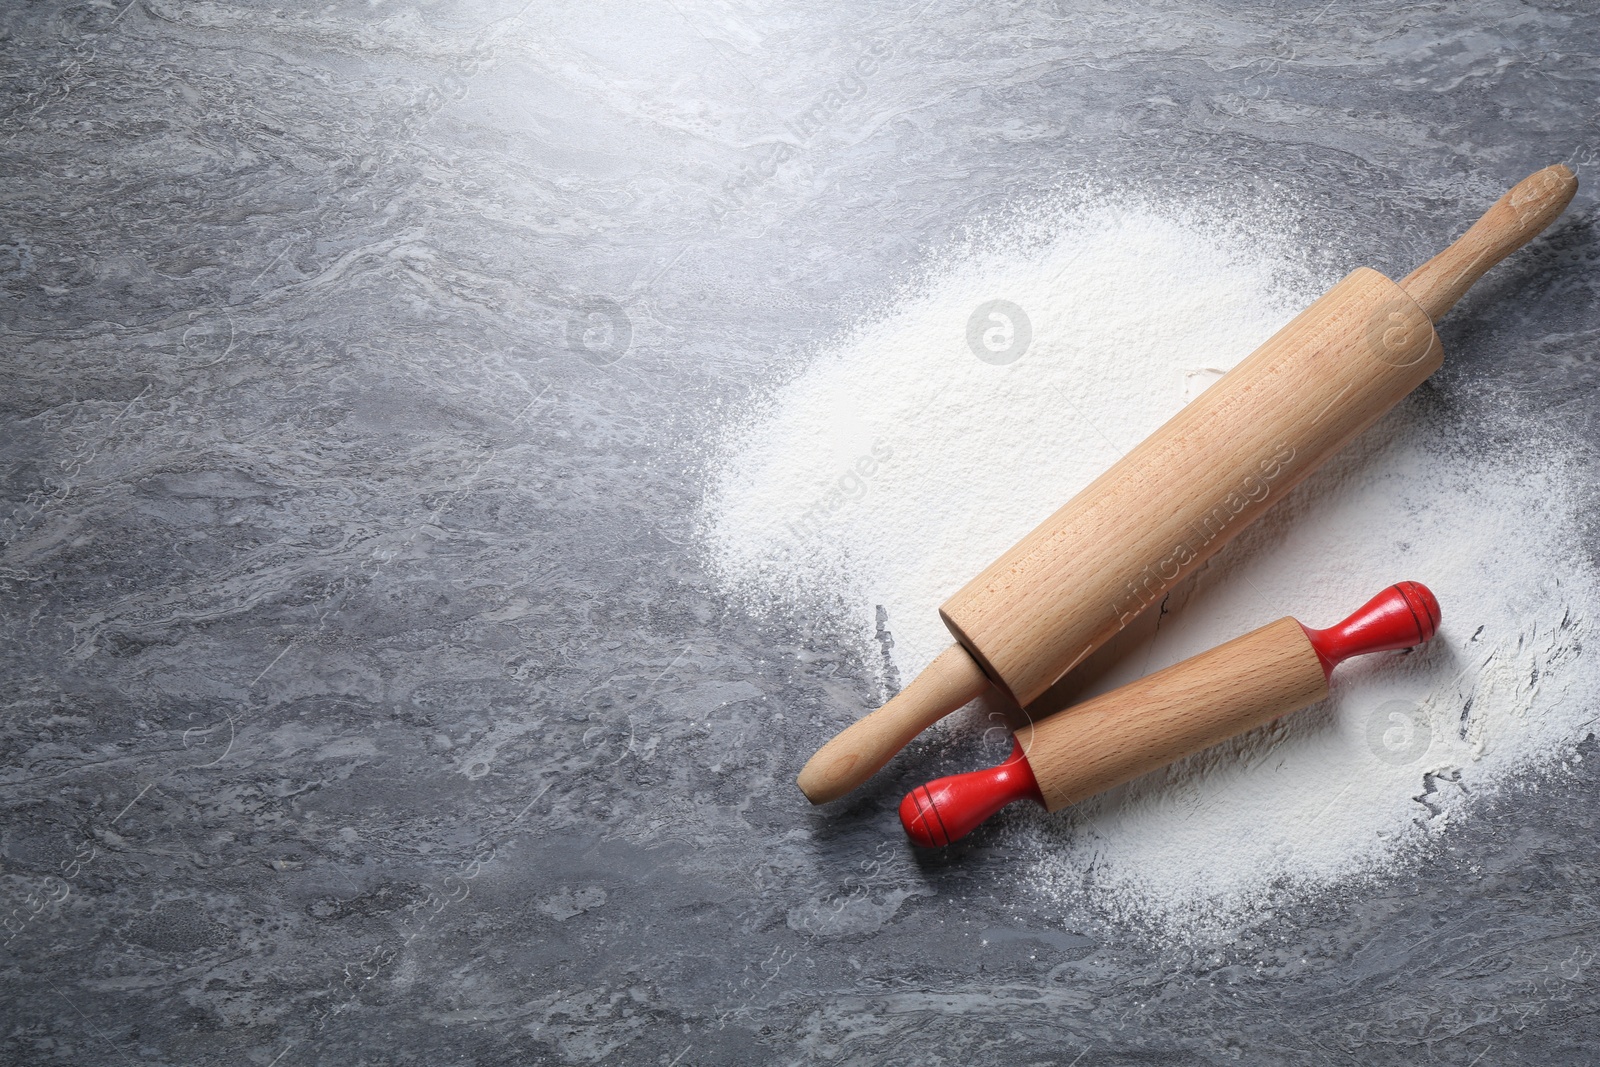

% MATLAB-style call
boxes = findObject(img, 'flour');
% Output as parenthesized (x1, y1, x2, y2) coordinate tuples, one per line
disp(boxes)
(697, 194, 1600, 933)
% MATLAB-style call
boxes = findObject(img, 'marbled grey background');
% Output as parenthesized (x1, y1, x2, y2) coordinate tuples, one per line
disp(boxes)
(2, 1, 1598, 1064)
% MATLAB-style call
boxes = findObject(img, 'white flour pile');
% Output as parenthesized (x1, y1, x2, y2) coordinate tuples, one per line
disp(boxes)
(697, 194, 1600, 932)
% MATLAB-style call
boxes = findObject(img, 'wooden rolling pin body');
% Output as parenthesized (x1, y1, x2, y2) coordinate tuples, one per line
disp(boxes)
(941, 268, 1438, 707)
(1016, 617, 1326, 810)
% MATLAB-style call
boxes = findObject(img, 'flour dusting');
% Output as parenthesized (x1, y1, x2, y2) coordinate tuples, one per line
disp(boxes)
(697, 193, 1600, 932)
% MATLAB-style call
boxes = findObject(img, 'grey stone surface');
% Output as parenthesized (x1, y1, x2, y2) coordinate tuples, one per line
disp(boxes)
(2, 1, 1598, 1064)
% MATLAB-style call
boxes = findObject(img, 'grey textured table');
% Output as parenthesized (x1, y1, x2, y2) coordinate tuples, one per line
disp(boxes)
(3, 2, 1599, 1064)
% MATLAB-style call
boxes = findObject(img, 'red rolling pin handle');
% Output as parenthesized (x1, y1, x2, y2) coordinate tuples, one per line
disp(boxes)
(1300, 580, 1440, 680)
(900, 582, 1441, 848)
(900, 738, 1044, 849)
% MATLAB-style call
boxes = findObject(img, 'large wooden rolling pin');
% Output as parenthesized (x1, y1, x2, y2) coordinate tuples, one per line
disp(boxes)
(798, 165, 1576, 805)
(899, 582, 1442, 846)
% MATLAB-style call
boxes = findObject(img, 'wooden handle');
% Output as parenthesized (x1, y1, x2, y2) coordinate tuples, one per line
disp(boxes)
(796, 643, 989, 804)
(1400, 164, 1577, 322)
(1018, 617, 1328, 811)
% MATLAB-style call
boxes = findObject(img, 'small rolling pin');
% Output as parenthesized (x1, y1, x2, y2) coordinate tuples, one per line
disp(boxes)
(798, 165, 1575, 805)
(900, 582, 1441, 846)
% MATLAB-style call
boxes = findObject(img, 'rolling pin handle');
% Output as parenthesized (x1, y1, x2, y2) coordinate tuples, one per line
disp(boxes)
(1300, 580, 1441, 680)
(1399, 164, 1577, 322)
(796, 643, 990, 805)
(900, 738, 1044, 848)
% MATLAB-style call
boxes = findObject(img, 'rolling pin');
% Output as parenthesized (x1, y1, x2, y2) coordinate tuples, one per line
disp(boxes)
(899, 582, 1441, 846)
(797, 165, 1575, 805)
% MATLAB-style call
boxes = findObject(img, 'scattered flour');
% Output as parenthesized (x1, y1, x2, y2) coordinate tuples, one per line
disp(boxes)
(697, 194, 1600, 932)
